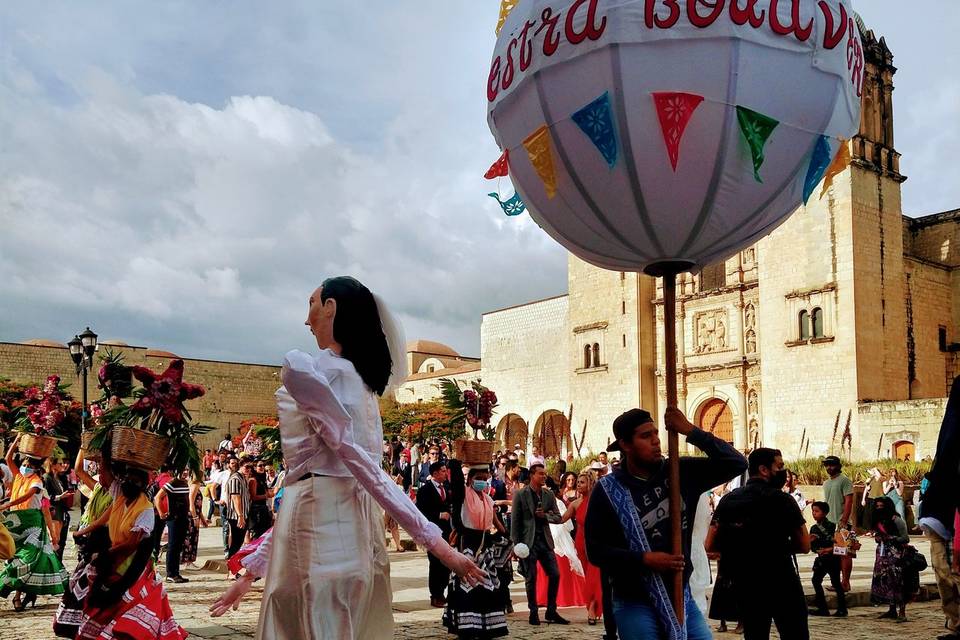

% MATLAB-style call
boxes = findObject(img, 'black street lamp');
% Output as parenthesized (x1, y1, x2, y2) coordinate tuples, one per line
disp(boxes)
(69, 327, 98, 431)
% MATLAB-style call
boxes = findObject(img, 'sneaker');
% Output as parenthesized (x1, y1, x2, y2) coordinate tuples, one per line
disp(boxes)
(808, 608, 831, 617)
(166, 576, 189, 584)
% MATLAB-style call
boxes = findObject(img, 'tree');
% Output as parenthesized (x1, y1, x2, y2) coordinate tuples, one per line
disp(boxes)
(379, 396, 462, 446)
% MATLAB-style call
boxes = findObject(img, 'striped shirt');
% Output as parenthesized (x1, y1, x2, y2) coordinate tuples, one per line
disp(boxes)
(162, 479, 191, 519)
(224, 472, 250, 521)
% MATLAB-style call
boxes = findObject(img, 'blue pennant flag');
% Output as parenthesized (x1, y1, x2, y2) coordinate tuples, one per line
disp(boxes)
(571, 92, 618, 168)
(803, 135, 833, 204)
(488, 191, 526, 216)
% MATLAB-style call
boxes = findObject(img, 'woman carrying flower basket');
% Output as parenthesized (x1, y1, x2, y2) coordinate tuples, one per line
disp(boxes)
(0, 435, 69, 611)
(71, 466, 187, 640)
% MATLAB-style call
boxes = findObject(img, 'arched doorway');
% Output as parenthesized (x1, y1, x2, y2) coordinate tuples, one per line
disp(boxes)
(893, 440, 915, 462)
(497, 414, 528, 452)
(697, 398, 734, 444)
(533, 410, 571, 459)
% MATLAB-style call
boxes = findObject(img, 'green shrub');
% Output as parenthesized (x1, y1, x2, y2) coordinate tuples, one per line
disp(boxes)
(786, 457, 932, 485)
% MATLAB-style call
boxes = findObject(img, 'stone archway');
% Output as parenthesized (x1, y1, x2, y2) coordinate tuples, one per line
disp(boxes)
(893, 440, 915, 462)
(696, 398, 734, 445)
(497, 414, 528, 452)
(532, 410, 571, 459)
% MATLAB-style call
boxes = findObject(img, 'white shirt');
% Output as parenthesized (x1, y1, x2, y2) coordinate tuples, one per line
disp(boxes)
(528, 455, 545, 467)
(241, 350, 444, 578)
(218, 439, 234, 452)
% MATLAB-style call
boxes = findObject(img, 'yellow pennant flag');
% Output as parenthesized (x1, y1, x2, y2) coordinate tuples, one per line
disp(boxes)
(819, 139, 851, 198)
(523, 125, 558, 199)
(496, 0, 519, 36)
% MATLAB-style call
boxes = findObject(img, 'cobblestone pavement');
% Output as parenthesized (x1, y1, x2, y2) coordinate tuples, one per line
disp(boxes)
(0, 526, 950, 639)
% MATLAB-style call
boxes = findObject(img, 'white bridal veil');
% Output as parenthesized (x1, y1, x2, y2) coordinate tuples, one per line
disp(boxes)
(373, 293, 408, 393)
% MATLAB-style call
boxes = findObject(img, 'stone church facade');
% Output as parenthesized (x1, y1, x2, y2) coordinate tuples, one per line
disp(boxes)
(397, 27, 959, 462)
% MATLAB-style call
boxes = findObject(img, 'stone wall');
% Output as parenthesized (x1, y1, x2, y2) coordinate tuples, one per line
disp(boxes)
(480, 295, 570, 454)
(857, 397, 947, 460)
(394, 368, 481, 404)
(904, 258, 954, 398)
(0, 342, 279, 451)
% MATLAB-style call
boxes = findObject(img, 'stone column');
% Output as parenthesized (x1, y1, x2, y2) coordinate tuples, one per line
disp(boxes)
(735, 381, 749, 451)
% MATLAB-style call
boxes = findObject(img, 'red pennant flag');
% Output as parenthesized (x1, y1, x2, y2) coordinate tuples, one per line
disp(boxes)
(652, 92, 704, 171)
(484, 150, 509, 179)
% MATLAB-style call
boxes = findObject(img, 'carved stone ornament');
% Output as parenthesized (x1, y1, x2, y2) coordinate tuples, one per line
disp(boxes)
(745, 329, 757, 354)
(744, 303, 756, 330)
(748, 389, 759, 415)
(694, 309, 728, 354)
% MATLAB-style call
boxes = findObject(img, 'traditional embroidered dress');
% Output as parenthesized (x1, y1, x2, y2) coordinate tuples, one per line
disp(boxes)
(53, 481, 118, 638)
(0, 473, 69, 598)
(76, 493, 187, 640)
(239, 350, 457, 640)
(443, 462, 512, 639)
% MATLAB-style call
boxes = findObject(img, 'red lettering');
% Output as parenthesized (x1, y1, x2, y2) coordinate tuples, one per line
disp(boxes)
(565, 0, 608, 44)
(769, 0, 813, 42)
(502, 38, 517, 91)
(845, 18, 863, 97)
(729, 0, 764, 27)
(518, 20, 536, 71)
(818, 0, 847, 49)
(852, 38, 863, 97)
(487, 56, 501, 102)
(537, 7, 562, 56)
(688, 0, 725, 28)
(645, 0, 681, 29)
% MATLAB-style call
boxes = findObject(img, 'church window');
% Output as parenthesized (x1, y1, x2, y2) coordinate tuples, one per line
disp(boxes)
(426, 364, 435, 373)
(592, 343, 601, 367)
(622, 301, 626, 315)
(583, 345, 592, 368)
(939, 326, 948, 352)
(622, 334, 626, 348)
(811, 308, 824, 338)
(700, 261, 725, 291)
(798, 310, 810, 340)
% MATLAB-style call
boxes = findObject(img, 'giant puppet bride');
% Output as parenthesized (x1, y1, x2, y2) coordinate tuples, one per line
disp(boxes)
(210, 277, 485, 639)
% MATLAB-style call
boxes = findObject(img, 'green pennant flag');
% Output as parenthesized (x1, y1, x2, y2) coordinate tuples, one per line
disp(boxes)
(736, 106, 779, 183)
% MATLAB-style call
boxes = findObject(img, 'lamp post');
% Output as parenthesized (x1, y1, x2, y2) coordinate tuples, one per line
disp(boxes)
(68, 327, 98, 432)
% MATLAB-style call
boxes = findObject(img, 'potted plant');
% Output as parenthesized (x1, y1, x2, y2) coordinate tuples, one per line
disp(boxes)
(14, 375, 69, 458)
(439, 378, 498, 464)
(93, 359, 211, 476)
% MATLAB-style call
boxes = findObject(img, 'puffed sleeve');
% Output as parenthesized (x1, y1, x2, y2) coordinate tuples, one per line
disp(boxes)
(281, 350, 444, 551)
(241, 529, 273, 578)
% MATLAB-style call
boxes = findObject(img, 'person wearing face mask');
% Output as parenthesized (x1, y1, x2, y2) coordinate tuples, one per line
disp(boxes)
(710, 448, 811, 640)
(443, 459, 512, 639)
(72, 467, 188, 639)
(0, 434, 68, 611)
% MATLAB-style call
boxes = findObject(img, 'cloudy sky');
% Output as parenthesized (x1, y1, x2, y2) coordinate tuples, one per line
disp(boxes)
(1, 2, 957, 365)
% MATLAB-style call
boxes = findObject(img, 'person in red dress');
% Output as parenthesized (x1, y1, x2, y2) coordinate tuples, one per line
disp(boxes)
(564, 471, 604, 625)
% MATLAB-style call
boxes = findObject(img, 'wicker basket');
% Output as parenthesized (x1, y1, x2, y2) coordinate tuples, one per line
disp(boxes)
(19, 433, 58, 459)
(80, 430, 102, 462)
(111, 427, 170, 471)
(454, 438, 495, 465)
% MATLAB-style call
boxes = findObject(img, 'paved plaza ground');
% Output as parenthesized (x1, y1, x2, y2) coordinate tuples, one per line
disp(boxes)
(0, 525, 951, 639)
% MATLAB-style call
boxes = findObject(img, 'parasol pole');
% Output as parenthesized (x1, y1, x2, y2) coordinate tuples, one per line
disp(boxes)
(646, 261, 693, 624)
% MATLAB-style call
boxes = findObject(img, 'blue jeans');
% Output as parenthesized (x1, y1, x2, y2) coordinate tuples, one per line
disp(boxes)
(613, 597, 712, 640)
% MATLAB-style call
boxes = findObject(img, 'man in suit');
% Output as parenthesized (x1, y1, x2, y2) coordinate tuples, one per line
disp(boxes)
(416, 460, 451, 607)
(511, 463, 569, 626)
(417, 445, 441, 489)
(393, 449, 414, 494)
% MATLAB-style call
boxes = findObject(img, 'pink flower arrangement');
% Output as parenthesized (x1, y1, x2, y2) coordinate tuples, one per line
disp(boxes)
(18, 375, 68, 437)
(463, 388, 497, 428)
(129, 360, 205, 427)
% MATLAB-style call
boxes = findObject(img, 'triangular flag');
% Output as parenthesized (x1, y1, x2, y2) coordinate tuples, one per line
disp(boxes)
(496, 0, 519, 35)
(488, 191, 526, 216)
(652, 92, 704, 171)
(819, 139, 851, 198)
(523, 125, 558, 199)
(736, 105, 779, 183)
(803, 135, 833, 204)
(571, 92, 619, 168)
(484, 150, 510, 179)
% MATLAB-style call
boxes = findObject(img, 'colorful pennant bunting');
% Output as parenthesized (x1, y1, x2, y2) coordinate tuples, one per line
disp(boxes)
(802, 135, 832, 204)
(488, 191, 526, 216)
(819, 139, 851, 198)
(496, 0, 519, 36)
(571, 92, 619, 168)
(736, 106, 780, 183)
(484, 150, 510, 179)
(523, 125, 558, 199)
(652, 92, 704, 171)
